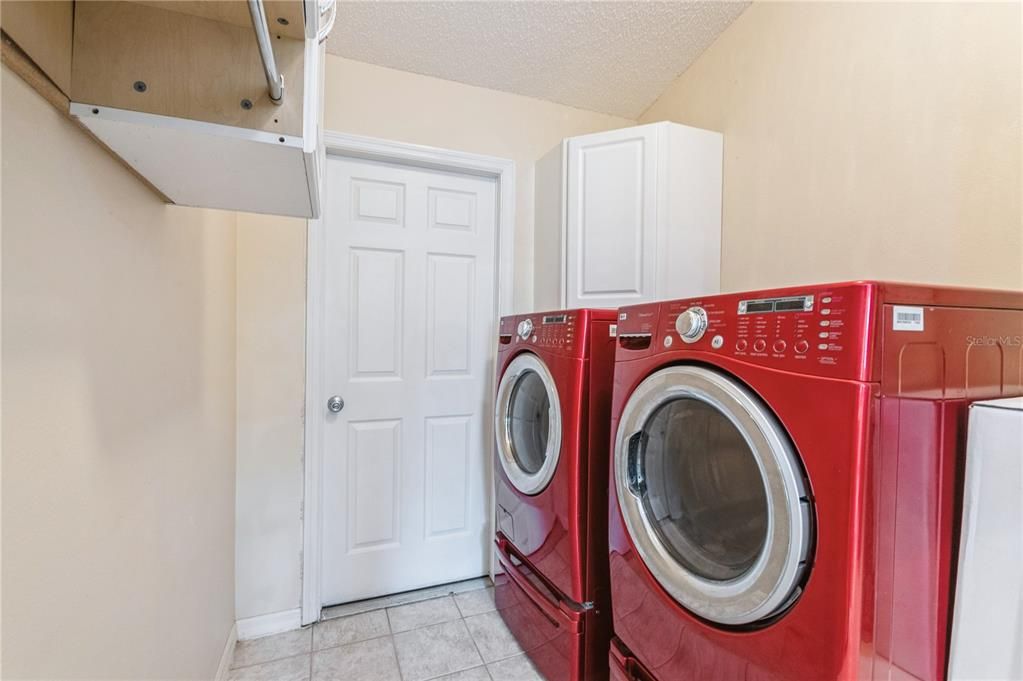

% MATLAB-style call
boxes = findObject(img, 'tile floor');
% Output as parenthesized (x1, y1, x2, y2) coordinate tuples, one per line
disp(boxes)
(229, 581, 546, 681)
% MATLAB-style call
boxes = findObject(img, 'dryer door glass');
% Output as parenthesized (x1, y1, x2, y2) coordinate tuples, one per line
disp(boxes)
(640, 398, 768, 581)
(495, 353, 562, 495)
(615, 365, 813, 626)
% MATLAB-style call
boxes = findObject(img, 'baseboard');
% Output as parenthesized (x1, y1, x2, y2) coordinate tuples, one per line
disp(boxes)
(236, 608, 303, 641)
(214, 623, 237, 681)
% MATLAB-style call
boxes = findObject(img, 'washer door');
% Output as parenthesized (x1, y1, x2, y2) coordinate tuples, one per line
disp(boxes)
(615, 365, 813, 626)
(495, 353, 562, 495)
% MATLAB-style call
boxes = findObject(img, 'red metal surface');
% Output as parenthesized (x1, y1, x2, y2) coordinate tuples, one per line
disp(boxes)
(609, 637, 656, 681)
(608, 281, 1023, 681)
(493, 539, 581, 681)
(610, 654, 630, 681)
(494, 308, 617, 681)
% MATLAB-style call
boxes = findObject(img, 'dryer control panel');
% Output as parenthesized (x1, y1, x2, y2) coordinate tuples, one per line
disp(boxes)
(616, 282, 880, 381)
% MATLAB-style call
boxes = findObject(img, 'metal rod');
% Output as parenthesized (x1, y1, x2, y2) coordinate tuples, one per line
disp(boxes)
(317, 0, 337, 43)
(247, 0, 284, 105)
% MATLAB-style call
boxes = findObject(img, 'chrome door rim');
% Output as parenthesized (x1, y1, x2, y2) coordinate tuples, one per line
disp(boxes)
(495, 353, 562, 495)
(614, 365, 812, 625)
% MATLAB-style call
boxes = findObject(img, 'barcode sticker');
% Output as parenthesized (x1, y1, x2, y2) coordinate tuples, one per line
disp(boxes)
(893, 306, 924, 332)
(619, 312, 628, 321)
(609, 324, 618, 338)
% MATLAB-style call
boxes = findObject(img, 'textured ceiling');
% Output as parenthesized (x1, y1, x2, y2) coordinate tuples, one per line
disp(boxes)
(326, 1, 750, 119)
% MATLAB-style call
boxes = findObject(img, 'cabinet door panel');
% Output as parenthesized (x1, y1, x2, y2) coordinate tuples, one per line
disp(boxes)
(566, 125, 658, 308)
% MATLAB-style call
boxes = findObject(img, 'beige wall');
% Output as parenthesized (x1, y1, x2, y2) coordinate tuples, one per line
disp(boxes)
(640, 1, 1023, 292)
(232, 54, 632, 621)
(234, 212, 306, 622)
(1, 69, 237, 679)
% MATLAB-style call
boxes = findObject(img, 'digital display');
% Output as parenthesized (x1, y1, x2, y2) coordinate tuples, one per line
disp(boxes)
(774, 299, 807, 312)
(739, 295, 814, 315)
(543, 314, 567, 324)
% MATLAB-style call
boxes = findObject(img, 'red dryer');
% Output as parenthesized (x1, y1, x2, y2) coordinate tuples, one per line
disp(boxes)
(493, 309, 617, 681)
(606, 281, 1023, 681)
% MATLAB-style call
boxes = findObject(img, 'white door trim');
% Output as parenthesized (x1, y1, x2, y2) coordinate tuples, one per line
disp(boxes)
(302, 131, 515, 625)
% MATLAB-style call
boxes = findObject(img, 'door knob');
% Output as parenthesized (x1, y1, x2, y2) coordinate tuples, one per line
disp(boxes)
(327, 395, 345, 413)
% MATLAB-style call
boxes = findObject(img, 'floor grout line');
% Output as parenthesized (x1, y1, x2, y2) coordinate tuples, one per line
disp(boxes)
(312, 630, 393, 655)
(388, 634, 407, 681)
(308, 634, 314, 681)
(420, 661, 493, 681)
(462, 610, 492, 673)
(309, 621, 315, 681)
(233, 629, 398, 673)
(229, 649, 313, 672)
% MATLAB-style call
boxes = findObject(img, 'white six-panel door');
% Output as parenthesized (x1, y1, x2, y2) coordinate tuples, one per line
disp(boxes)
(321, 156, 497, 606)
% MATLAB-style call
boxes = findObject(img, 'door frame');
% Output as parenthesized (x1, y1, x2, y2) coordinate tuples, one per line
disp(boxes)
(302, 131, 516, 625)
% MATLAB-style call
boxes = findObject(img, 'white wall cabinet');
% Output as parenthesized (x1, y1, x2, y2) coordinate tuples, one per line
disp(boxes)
(534, 121, 722, 310)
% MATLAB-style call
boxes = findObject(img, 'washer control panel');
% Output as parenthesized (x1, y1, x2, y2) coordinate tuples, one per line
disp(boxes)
(500, 311, 587, 356)
(613, 283, 877, 380)
(532, 313, 577, 351)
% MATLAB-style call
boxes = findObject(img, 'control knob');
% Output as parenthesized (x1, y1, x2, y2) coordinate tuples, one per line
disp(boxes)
(517, 319, 534, 340)
(675, 307, 709, 343)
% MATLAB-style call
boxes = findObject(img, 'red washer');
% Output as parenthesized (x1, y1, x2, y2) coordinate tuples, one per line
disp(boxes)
(493, 308, 617, 681)
(608, 281, 1023, 681)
